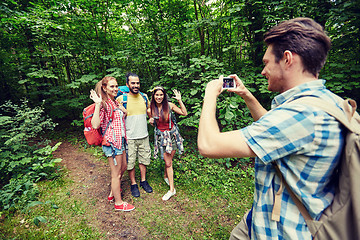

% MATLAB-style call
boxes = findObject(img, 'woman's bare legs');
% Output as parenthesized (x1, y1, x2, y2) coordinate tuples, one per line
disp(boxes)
(109, 153, 127, 200)
(108, 154, 124, 205)
(164, 150, 176, 192)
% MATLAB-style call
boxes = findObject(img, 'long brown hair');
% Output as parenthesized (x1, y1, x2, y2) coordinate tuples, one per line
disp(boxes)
(95, 76, 117, 109)
(150, 86, 169, 122)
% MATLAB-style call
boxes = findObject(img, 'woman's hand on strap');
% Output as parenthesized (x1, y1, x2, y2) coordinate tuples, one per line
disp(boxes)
(149, 117, 155, 126)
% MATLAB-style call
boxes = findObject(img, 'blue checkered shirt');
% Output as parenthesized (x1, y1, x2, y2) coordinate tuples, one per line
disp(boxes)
(241, 80, 345, 239)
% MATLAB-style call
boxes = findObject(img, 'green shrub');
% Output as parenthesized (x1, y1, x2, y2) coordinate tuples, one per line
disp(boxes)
(0, 99, 61, 211)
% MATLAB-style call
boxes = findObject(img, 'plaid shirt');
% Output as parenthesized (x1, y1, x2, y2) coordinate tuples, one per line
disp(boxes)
(100, 99, 126, 149)
(241, 80, 345, 239)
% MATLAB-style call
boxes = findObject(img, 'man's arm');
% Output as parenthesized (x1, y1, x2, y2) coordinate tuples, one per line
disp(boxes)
(197, 77, 256, 159)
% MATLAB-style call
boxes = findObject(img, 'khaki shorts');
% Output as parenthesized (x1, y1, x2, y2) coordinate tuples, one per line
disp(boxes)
(127, 136, 151, 170)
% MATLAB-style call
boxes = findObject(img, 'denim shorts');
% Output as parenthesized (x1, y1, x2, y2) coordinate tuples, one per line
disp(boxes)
(102, 138, 126, 165)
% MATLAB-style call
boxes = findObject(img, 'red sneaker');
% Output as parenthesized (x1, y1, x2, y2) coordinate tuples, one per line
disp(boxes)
(107, 188, 122, 203)
(114, 202, 135, 212)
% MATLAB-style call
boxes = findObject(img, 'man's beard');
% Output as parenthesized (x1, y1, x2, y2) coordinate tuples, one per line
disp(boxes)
(129, 87, 139, 94)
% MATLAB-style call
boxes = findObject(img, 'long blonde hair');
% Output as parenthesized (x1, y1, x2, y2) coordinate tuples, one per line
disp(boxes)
(95, 76, 117, 109)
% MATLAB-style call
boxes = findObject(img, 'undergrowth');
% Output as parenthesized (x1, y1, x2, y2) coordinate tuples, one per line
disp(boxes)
(0, 125, 254, 239)
(144, 139, 254, 239)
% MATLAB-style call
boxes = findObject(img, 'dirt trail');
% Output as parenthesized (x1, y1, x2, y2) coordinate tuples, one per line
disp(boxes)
(53, 141, 150, 239)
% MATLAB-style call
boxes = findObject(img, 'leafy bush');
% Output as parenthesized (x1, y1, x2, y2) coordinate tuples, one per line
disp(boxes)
(0, 99, 61, 211)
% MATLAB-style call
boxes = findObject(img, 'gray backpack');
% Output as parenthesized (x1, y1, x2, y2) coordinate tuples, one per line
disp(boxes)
(273, 96, 360, 239)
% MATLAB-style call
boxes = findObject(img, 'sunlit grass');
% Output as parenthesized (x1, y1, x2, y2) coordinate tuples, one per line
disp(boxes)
(0, 176, 104, 240)
(0, 135, 254, 240)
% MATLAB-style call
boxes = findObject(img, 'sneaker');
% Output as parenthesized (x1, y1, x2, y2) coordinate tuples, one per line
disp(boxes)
(164, 178, 169, 186)
(162, 189, 176, 201)
(131, 184, 140, 197)
(108, 196, 114, 203)
(107, 188, 122, 203)
(140, 180, 153, 193)
(114, 202, 135, 212)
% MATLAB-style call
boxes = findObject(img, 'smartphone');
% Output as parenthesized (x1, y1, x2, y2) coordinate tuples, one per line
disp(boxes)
(222, 77, 235, 89)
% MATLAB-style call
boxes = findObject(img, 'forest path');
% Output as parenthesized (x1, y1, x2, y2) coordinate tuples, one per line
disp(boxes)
(53, 141, 151, 239)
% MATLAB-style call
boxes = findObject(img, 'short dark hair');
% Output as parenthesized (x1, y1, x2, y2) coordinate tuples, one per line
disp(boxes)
(264, 17, 331, 76)
(125, 72, 139, 84)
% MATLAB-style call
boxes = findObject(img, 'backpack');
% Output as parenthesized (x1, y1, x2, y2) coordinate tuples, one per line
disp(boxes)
(115, 85, 148, 109)
(273, 96, 360, 239)
(83, 103, 114, 146)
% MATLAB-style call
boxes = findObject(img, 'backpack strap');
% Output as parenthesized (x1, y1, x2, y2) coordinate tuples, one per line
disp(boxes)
(271, 96, 359, 232)
(121, 92, 148, 109)
(122, 94, 128, 109)
(102, 101, 115, 137)
(139, 92, 148, 108)
(289, 97, 359, 133)
(271, 163, 313, 222)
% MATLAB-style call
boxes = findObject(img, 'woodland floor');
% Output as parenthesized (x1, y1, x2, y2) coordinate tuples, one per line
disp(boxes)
(52, 141, 205, 240)
(53, 141, 147, 239)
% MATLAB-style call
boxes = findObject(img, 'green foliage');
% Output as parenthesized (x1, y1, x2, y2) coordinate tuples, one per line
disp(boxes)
(1, 0, 359, 126)
(0, 100, 61, 211)
(321, 0, 360, 103)
(0, 99, 57, 147)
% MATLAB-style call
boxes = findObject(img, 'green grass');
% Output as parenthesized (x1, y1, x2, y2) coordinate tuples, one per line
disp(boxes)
(0, 176, 104, 240)
(0, 134, 254, 240)
(134, 141, 254, 239)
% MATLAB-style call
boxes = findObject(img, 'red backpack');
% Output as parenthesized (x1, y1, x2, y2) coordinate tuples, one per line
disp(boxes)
(83, 103, 114, 146)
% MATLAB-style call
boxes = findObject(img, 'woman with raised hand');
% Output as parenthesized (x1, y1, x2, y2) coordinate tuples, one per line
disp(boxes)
(148, 86, 187, 201)
(90, 76, 134, 211)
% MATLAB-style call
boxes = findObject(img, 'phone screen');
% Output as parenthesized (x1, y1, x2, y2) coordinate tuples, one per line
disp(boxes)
(223, 77, 235, 89)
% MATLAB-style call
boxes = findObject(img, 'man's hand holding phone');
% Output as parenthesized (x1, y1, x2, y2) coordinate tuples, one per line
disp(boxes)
(222, 77, 236, 89)
(226, 75, 253, 100)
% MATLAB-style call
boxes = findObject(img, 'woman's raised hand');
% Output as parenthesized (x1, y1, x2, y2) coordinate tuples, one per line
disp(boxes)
(172, 89, 182, 101)
(90, 89, 102, 104)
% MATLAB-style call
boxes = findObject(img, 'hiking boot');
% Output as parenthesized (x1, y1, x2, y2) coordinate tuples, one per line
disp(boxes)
(114, 202, 135, 212)
(162, 189, 176, 201)
(140, 180, 153, 193)
(131, 184, 140, 197)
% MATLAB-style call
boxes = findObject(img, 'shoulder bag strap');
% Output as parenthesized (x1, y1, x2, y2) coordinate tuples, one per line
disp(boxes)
(272, 96, 358, 223)
(289, 97, 358, 132)
(139, 92, 148, 108)
(272, 162, 313, 222)
(102, 101, 114, 137)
